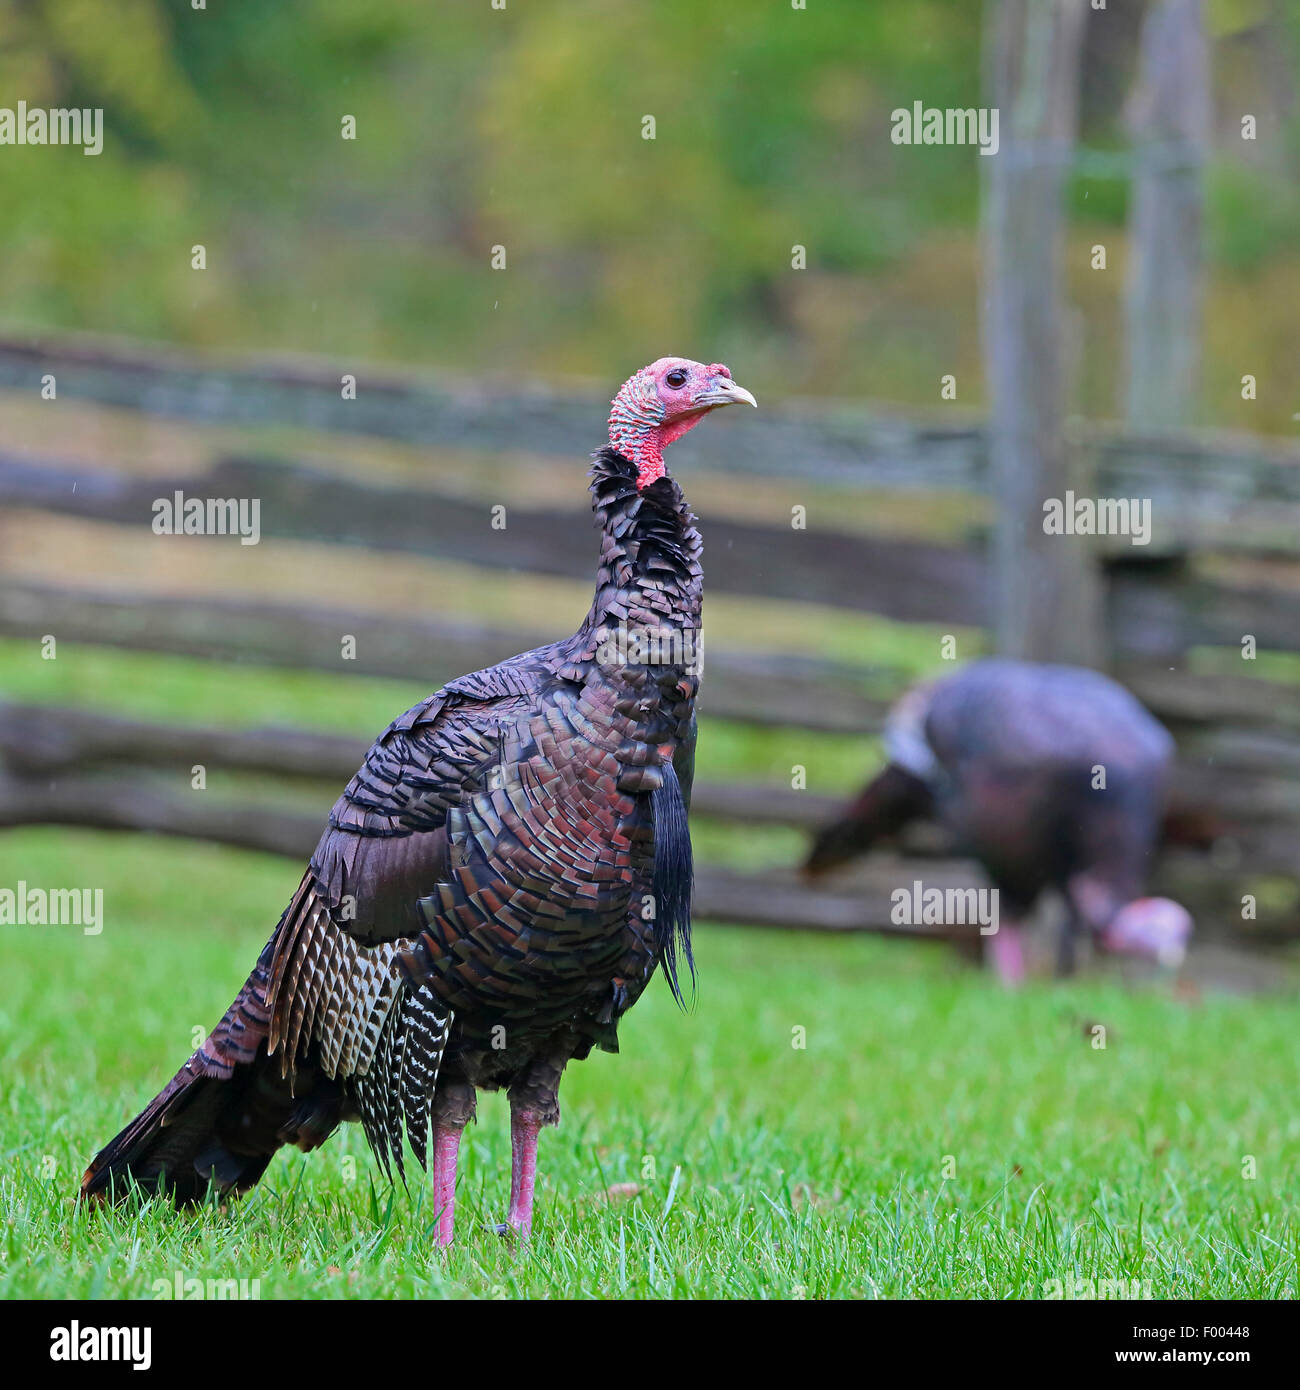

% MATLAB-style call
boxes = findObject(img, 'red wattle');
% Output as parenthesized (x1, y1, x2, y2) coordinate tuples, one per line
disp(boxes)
(636, 447, 666, 489)
(629, 413, 707, 489)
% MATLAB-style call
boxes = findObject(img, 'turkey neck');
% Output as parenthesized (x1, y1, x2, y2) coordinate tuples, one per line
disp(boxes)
(574, 445, 703, 660)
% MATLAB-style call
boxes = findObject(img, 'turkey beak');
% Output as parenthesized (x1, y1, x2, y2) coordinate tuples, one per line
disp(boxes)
(694, 378, 757, 410)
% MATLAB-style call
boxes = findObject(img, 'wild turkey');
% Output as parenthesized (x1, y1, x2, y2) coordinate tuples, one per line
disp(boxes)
(804, 659, 1194, 983)
(81, 356, 757, 1243)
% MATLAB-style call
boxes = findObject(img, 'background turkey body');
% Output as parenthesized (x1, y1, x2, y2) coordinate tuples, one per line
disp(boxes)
(805, 659, 1195, 983)
(81, 357, 757, 1243)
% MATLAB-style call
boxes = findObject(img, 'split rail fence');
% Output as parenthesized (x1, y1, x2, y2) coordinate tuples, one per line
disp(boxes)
(1, 334, 1296, 943)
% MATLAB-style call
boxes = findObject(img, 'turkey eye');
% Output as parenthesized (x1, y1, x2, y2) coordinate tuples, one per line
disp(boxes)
(665, 369, 687, 388)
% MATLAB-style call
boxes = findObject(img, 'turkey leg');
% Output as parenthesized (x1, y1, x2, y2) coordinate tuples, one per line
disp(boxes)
(431, 1082, 476, 1248)
(986, 919, 1026, 986)
(506, 1107, 543, 1238)
(431, 1121, 463, 1248)
(1056, 901, 1083, 978)
(504, 1046, 569, 1240)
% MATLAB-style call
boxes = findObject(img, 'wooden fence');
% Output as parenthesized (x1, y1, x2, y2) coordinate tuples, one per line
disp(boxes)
(0, 332, 1297, 944)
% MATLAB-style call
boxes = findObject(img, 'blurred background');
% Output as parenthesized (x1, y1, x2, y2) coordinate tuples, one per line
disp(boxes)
(1, 0, 1298, 416)
(1, 0, 1298, 979)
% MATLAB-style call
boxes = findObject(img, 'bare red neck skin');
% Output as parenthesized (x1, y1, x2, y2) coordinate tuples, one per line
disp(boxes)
(614, 415, 708, 488)
(607, 370, 709, 488)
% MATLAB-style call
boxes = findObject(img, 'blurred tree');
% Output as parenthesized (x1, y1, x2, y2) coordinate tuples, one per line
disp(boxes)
(1123, 0, 1210, 430)
(982, 0, 1099, 665)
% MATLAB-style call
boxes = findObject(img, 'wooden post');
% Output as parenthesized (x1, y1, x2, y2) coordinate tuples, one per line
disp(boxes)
(1123, 0, 1210, 429)
(982, 0, 1098, 664)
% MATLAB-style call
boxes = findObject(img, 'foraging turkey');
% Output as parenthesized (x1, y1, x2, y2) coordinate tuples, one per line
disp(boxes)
(81, 357, 757, 1243)
(804, 659, 1194, 983)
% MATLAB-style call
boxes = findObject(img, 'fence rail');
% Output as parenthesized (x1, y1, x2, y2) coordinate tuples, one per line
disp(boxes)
(2, 331, 1299, 549)
(0, 699, 1293, 938)
(7, 448, 1300, 660)
(7, 700, 1290, 942)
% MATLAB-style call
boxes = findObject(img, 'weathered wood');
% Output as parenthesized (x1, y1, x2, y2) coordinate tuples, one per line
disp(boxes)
(9, 451, 1300, 653)
(0, 332, 978, 489)
(4, 336, 1300, 555)
(1105, 560, 1300, 661)
(0, 770, 969, 937)
(2, 701, 1294, 880)
(3, 769, 1289, 936)
(0, 701, 848, 828)
(4, 326, 1297, 945)
(692, 862, 981, 938)
(0, 771, 320, 861)
(6, 694, 1293, 783)
(7, 581, 1300, 735)
(1124, 0, 1209, 429)
(1124, 667, 1300, 733)
(983, 0, 1097, 664)
(0, 452, 989, 627)
(0, 702, 370, 781)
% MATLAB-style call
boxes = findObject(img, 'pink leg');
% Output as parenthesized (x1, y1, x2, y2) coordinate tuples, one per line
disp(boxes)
(506, 1108, 543, 1239)
(431, 1121, 463, 1248)
(987, 923, 1026, 986)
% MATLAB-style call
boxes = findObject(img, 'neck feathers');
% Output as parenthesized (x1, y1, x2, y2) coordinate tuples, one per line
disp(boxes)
(577, 447, 702, 646)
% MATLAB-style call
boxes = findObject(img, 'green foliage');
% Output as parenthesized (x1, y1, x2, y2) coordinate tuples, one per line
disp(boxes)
(2, 2, 1298, 420)
(1207, 164, 1300, 275)
(1067, 167, 1130, 227)
(0, 0, 984, 389)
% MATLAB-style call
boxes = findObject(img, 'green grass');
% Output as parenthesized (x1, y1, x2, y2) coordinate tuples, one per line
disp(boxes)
(3, 826, 1298, 1300)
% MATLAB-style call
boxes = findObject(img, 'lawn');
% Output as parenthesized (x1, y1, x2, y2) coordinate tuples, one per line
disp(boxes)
(2, 825, 1298, 1300)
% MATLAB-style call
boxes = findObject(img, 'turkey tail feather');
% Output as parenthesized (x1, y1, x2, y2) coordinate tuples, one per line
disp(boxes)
(80, 1066, 223, 1204)
(81, 949, 345, 1206)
